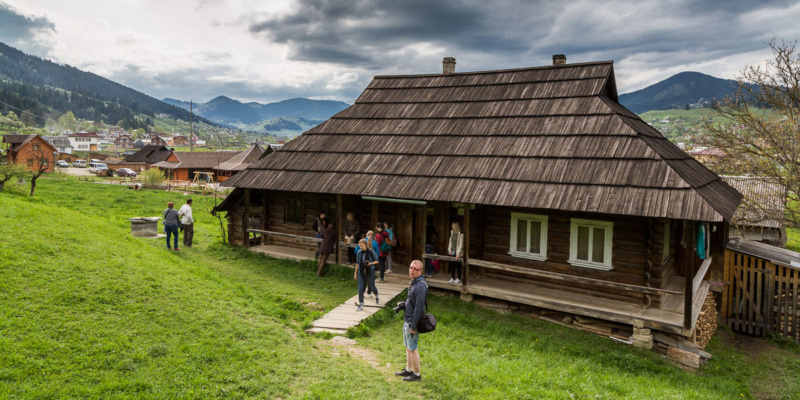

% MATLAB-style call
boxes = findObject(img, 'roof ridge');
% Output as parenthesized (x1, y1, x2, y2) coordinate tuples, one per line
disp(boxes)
(373, 60, 614, 79)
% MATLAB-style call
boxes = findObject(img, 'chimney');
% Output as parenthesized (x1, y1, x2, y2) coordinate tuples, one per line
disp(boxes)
(552, 54, 567, 65)
(442, 57, 456, 74)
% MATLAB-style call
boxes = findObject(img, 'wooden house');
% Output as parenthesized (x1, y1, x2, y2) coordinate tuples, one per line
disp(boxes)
(2, 134, 58, 173)
(215, 144, 270, 182)
(723, 176, 786, 247)
(152, 150, 238, 182)
(214, 57, 742, 339)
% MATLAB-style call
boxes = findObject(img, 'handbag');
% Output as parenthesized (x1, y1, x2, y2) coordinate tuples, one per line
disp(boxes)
(416, 281, 436, 334)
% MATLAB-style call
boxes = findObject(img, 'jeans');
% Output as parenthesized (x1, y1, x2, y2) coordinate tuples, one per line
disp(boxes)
(315, 233, 323, 256)
(378, 256, 387, 280)
(165, 224, 179, 249)
(450, 261, 462, 280)
(424, 244, 436, 275)
(358, 266, 378, 304)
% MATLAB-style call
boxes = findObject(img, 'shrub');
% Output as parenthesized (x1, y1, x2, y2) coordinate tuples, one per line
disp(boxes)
(141, 168, 165, 188)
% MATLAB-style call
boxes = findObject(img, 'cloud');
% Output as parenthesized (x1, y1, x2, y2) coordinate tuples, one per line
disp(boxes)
(0, 2, 56, 56)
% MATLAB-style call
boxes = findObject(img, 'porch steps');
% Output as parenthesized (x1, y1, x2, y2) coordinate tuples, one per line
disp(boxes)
(305, 282, 407, 335)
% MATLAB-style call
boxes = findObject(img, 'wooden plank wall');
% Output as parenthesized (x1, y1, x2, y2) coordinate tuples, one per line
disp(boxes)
(723, 249, 800, 341)
(476, 206, 667, 306)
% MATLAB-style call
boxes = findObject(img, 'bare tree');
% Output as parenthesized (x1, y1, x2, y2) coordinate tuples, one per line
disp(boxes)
(27, 145, 55, 196)
(703, 38, 800, 226)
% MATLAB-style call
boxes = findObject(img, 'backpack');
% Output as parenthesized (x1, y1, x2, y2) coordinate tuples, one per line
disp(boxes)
(379, 232, 392, 253)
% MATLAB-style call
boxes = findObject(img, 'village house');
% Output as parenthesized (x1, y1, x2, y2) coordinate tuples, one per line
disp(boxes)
(67, 130, 101, 151)
(2, 134, 58, 173)
(172, 135, 189, 146)
(105, 144, 173, 173)
(214, 56, 742, 343)
(45, 136, 73, 154)
(114, 134, 134, 149)
(723, 176, 786, 247)
(152, 144, 264, 182)
(149, 134, 168, 147)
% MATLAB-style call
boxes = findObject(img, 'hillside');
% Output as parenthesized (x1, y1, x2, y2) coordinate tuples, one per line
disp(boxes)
(619, 72, 739, 113)
(164, 96, 350, 128)
(0, 41, 215, 128)
(243, 116, 325, 136)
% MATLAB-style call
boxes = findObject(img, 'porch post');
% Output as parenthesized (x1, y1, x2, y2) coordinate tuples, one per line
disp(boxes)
(261, 191, 269, 245)
(243, 188, 250, 248)
(371, 201, 378, 230)
(463, 203, 470, 287)
(336, 194, 342, 264)
(684, 221, 696, 329)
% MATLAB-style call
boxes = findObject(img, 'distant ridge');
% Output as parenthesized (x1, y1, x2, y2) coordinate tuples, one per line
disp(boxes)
(0, 41, 215, 127)
(619, 72, 739, 113)
(163, 96, 350, 127)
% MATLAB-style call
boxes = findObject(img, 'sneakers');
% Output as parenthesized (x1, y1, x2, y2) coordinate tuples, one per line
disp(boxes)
(448, 278, 454, 283)
(403, 374, 422, 382)
(367, 293, 373, 298)
(386, 269, 393, 274)
(376, 296, 380, 304)
(377, 279, 384, 283)
(174, 248, 180, 251)
(356, 305, 363, 311)
(395, 369, 414, 377)
(453, 278, 461, 284)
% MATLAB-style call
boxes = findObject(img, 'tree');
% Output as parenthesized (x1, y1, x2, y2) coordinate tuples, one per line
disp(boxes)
(26, 143, 55, 197)
(703, 38, 800, 226)
(0, 163, 28, 191)
(20, 109, 36, 127)
(58, 111, 78, 132)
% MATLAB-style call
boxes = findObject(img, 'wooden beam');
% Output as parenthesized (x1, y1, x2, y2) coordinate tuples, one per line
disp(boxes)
(692, 257, 712, 294)
(249, 229, 323, 243)
(468, 258, 681, 296)
(463, 203, 470, 286)
(423, 254, 463, 263)
(261, 191, 268, 246)
(336, 194, 342, 264)
(684, 221, 696, 329)
(243, 188, 250, 248)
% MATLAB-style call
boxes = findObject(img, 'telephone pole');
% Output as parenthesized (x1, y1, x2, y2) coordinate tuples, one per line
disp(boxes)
(190, 100, 194, 152)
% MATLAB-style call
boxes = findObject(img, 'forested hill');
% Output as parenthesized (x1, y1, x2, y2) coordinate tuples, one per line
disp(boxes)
(618, 72, 739, 113)
(0, 41, 215, 128)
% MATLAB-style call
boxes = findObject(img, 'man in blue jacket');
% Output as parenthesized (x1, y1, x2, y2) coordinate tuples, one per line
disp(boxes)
(395, 259, 428, 382)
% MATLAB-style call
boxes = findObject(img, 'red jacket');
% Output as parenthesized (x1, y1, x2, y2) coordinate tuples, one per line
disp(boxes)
(376, 231, 389, 257)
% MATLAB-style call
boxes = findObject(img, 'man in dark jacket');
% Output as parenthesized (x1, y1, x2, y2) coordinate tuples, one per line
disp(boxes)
(317, 222, 336, 277)
(395, 260, 428, 382)
(313, 211, 327, 258)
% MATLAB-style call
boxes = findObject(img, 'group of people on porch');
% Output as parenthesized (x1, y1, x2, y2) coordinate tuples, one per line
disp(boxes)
(314, 210, 465, 285)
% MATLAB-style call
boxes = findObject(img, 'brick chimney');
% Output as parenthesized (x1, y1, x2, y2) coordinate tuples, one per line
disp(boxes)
(552, 54, 567, 65)
(442, 57, 456, 74)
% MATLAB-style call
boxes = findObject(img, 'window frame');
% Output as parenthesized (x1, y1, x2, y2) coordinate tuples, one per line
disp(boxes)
(285, 197, 304, 226)
(662, 221, 671, 263)
(569, 218, 613, 271)
(508, 212, 548, 261)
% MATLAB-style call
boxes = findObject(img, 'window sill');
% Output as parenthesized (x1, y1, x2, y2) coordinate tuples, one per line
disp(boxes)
(508, 251, 547, 262)
(567, 259, 613, 271)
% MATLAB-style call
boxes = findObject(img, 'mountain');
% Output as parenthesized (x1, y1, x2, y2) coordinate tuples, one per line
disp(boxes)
(163, 96, 350, 127)
(619, 72, 739, 113)
(0, 41, 216, 128)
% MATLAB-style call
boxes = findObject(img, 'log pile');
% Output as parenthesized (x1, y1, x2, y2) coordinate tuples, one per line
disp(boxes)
(694, 293, 718, 347)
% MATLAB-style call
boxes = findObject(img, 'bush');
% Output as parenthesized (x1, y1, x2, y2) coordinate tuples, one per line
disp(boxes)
(141, 168, 165, 188)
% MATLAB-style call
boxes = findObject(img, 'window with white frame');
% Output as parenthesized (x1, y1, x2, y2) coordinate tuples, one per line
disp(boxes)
(509, 212, 548, 261)
(569, 218, 613, 270)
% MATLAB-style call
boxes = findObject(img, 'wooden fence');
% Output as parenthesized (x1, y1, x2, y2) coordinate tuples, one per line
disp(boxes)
(723, 249, 800, 340)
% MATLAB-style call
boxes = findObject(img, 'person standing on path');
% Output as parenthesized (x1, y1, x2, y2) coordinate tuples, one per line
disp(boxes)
(344, 212, 361, 265)
(162, 201, 180, 251)
(179, 198, 194, 247)
(395, 259, 428, 382)
(353, 239, 379, 311)
(375, 224, 389, 283)
(318, 222, 337, 277)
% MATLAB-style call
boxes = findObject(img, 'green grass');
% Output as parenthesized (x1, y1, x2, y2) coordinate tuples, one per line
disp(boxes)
(1, 177, 800, 399)
(787, 227, 800, 252)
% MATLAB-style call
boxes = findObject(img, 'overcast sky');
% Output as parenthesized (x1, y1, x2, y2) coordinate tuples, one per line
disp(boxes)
(3, 0, 800, 105)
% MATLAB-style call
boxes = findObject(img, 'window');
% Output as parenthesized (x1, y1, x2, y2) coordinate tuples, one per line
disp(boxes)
(569, 218, 613, 270)
(286, 197, 304, 225)
(509, 213, 548, 261)
(33, 144, 39, 150)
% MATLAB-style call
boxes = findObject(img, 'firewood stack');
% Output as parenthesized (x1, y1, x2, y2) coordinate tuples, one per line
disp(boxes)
(694, 293, 718, 348)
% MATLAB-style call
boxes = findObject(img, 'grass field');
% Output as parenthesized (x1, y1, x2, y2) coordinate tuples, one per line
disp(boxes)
(1, 178, 799, 399)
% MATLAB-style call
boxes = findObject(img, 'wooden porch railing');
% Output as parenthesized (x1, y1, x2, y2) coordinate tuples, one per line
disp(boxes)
(248, 229, 323, 244)
(467, 258, 681, 297)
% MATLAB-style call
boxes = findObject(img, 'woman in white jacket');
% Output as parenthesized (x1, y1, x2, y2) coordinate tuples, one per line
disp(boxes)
(448, 222, 464, 284)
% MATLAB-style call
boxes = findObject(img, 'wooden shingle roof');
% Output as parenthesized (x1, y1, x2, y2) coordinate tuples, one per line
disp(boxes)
(153, 151, 238, 169)
(125, 145, 173, 164)
(217, 144, 269, 172)
(223, 61, 741, 221)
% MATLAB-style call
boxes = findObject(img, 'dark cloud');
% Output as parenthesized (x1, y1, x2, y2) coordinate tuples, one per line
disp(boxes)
(0, 2, 56, 56)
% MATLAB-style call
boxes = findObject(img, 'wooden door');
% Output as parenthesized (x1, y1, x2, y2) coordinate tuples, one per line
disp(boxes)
(395, 204, 414, 266)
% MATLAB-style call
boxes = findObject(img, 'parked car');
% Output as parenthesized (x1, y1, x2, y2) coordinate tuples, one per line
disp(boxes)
(56, 160, 69, 168)
(116, 168, 138, 178)
(73, 160, 87, 168)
